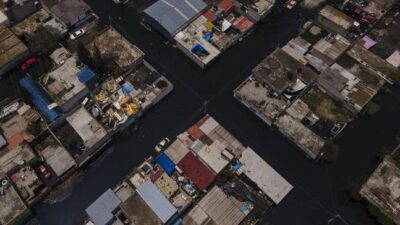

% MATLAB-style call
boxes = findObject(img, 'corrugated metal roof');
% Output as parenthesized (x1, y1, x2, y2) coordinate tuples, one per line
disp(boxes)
(144, 0, 207, 36)
(177, 152, 215, 190)
(85, 189, 121, 225)
(19, 76, 63, 122)
(137, 181, 177, 224)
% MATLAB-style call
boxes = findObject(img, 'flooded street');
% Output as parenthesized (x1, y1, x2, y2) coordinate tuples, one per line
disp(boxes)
(30, 0, 400, 224)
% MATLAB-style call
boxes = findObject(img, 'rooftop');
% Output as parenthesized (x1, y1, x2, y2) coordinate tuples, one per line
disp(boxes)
(0, 180, 29, 225)
(144, 0, 207, 37)
(234, 78, 288, 123)
(197, 140, 230, 174)
(318, 63, 385, 111)
(119, 187, 162, 225)
(253, 48, 318, 94)
(136, 180, 177, 224)
(237, 0, 276, 16)
(9, 164, 43, 202)
(10, 9, 51, 36)
(311, 33, 351, 63)
(35, 134, 76, 177)
(174, 15, 221, 66)
(177, 152, 215, 190)
(85, 189, 121, 225)
(182, 186, 249, 225)
(66, 107, 107, 149)
(89, 27, 144, 72)
(360, 156, 400, 225)
(154, 172, 179, 198)
(238, 147, 293, 204)
(0, 143, 36, 176)
(41, 56, 88, 107)
(0, 25, 28, 68)
(347, 43, 397, 81)
(164, 139, 190, 164)
(318, 5, 354, 30)
(41, 0, 91, 26)
(275, 112, 325, 159)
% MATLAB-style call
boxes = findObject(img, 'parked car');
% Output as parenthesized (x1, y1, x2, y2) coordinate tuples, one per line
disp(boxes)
(155, 137, 170, 152)
(38, 164, 51, 180)
(21, 56, 38, 70)
(285, 0, 298, 9)
(69, 29, 86, 40)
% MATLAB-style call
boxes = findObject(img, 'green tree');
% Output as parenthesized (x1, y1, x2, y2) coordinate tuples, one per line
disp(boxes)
(320, 141, 340, 162)
(77, 41, 94, 69)
(27, 120, 42, 136)
(92, 43, 105, 76)
(28, 26, 61, 54)
(362, 101, 380, 117)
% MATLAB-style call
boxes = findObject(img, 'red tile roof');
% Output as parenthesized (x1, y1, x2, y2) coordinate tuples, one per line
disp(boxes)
(203, 10, 217, 22)
(177, 152, 215, 190)
(218, 0, 235, 13)
(234, 16, 254, 33)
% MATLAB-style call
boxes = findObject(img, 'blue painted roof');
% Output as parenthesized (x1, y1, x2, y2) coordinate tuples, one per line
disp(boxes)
(85, 189, 121, 225)
(144, 0, 207, 36)
(137, 181, 177, 223)
(156, 153, 175, 175)
(76, 67, 96, 84)
(19, 76, 63, 122)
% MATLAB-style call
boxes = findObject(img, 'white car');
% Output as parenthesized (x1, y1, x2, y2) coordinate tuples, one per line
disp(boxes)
(69, 29, 86, 40)
(155, 137, 170, 152)
(285, 0, 298, 9)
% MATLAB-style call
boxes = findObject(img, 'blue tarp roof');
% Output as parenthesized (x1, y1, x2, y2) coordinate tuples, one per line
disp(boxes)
(76, 67, 96, 84)
(156, 153, 175, 175)
(122, 82, 135, 94)
(19, 76, 63, 122)
(86, 189, 121, 225)
(144, 0, 207, 36)
(137, 181, 177, 224)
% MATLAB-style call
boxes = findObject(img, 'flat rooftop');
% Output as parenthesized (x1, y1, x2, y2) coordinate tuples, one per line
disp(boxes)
(174, 15, 221, 66)
(234, 78, 288, 123)
(0, 25, 28, 68)
(120, 191, 162, 225)
(0, 181, 29, 225)
(66, 107, 107, 149)
(182, 186, 249, 225)
(238, 0, 276, 16)
(89, 27, 144, 72)
(10, 9, 50, 36)
(275, 113, 325, 159)
(0, 143, 35, 176)
(42, 56, 86, 106)
(154, 172, 179, 199)
(253, 48, 318, 94)
(238, 147, 293, 204)
(360, 156, 400, 225)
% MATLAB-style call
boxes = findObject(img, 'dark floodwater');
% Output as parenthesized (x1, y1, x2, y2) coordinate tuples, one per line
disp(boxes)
(32, 1, 400, 225)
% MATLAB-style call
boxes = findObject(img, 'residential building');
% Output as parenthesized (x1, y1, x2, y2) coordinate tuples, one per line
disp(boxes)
(143, 0, 207, 39)
(0, 25, 29, 76)
(40, 0, 93, 28)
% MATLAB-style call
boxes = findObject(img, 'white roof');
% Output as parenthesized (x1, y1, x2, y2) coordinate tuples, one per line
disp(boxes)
(239, 147, 293, 204)
(197, 140, 229, 174)
(66, 107, 107, 148)
(0, 11, 8, 24)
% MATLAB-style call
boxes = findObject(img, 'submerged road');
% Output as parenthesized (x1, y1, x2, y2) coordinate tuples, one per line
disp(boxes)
(34, 1, 400, 225)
